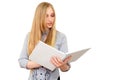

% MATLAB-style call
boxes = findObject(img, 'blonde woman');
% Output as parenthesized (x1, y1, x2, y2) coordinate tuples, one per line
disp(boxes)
(18, 2, 71, 80)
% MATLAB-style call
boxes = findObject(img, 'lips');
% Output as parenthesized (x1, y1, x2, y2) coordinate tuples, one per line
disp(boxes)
(47, 23, 52, 26)
(47, 23, 53, 28)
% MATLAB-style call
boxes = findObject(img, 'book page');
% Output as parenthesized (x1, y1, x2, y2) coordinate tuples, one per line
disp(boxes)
(29, 41, 90, 71)
(66, 48, 91, 63)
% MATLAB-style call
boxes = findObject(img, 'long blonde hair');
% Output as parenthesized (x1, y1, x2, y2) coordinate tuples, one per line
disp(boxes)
(28, 2, 56, 55)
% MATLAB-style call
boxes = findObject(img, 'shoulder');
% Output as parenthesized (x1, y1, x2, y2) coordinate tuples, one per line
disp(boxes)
(25, 32, 30, 39)
(23, 32, 30, 44)
(55, 30, 67, 44)
(56, 30, 67, 39)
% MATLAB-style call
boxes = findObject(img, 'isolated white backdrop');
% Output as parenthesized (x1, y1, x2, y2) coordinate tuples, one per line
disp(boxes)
(0, 0, 120, 80)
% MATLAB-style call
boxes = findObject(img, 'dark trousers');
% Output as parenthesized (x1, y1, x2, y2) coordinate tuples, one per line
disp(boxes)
(57, 76, 60, 80)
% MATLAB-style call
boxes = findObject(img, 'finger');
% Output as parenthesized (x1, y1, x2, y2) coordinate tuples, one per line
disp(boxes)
(53, 56, 60, 64)
(66, 55, 72, 59)
(64, 55, 72, 63)
(51, 56, 62, 67)
(56, 56, 63, 64)
(51, 56, 58, 66)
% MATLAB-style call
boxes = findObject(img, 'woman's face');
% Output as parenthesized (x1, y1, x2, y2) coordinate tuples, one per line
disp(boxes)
(45, 7, 55, 29)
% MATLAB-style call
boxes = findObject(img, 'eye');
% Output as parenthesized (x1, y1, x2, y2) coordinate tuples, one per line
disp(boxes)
(51, 13, 55, 17)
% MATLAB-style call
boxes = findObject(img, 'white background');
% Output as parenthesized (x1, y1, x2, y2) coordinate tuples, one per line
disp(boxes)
(0, 0, 120, 80)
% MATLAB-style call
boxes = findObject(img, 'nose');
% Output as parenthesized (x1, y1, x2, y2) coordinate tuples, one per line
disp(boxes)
(48, 16, 52, 22)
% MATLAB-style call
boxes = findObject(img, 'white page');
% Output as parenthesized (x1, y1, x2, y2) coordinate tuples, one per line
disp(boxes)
(29, 41, 66, 71)
(66, 48, 91, 63)
(29, 41, 90, 71)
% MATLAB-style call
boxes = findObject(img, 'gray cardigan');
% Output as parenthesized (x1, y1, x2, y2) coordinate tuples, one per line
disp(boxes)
(18, 31, 68, 80)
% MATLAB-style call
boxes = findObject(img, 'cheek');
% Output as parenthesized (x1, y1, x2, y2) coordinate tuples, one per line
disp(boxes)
(53, 18, 55, 22)
(50, 17, 55, 22)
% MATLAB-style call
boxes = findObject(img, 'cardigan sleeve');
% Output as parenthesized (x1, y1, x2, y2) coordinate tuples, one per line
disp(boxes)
(59, 33, 71, 72)
(18, 34, 29, 69)
(59, 34, 68, 53)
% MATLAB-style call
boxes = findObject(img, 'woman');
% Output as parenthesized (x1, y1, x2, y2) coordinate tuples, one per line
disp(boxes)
(18, 2, 71, 80)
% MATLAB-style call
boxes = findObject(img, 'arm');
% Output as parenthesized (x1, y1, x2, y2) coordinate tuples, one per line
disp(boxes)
(51, 33, 71, 72)
(18, 34, 41, 69)
(59, 34, 71, 72)
(26, 60, 40, 69)
(59, 56, 71, 72)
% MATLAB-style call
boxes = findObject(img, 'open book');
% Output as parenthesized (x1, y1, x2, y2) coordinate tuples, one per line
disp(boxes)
(29, 41, 90, 71)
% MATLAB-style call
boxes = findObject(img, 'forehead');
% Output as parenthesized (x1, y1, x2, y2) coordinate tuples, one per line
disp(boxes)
(46, 7, 54, 14)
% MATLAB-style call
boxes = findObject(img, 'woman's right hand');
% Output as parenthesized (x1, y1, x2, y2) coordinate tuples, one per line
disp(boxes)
(26, 60, 41, 69)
